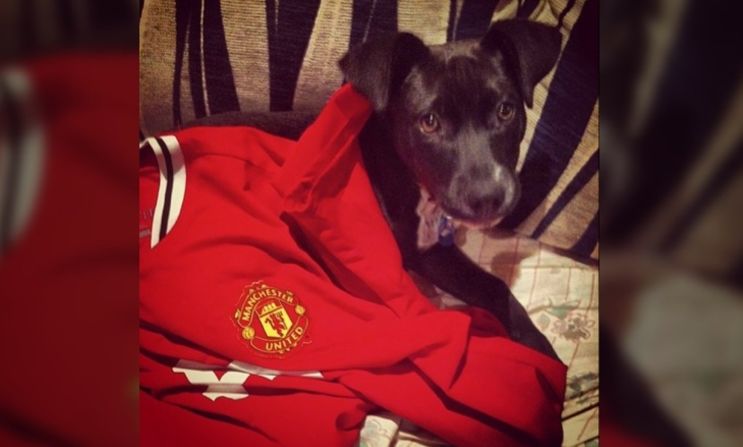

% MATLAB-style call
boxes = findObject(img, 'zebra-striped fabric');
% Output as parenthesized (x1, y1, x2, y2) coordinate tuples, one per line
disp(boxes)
(139, 0, 599, 260)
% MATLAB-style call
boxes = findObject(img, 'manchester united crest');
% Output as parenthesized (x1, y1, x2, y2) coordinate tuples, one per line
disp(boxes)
(234, 281, 309, 356)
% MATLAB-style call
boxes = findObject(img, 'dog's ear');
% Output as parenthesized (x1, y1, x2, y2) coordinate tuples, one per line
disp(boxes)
(480, 19, 561, 108)
(339, 33, 430, 111)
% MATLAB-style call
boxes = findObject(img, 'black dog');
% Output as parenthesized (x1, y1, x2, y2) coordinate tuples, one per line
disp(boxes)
(339, 19, 562, 359)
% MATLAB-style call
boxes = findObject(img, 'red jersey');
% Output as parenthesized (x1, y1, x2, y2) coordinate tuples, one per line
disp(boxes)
(139, 85, 566, 446)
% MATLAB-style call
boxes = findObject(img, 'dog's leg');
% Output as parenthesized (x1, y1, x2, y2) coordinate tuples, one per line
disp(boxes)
(411, 244, 559, 360)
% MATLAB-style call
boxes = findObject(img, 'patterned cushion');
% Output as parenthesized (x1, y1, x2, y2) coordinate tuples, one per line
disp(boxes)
(139, 0, 598, 258)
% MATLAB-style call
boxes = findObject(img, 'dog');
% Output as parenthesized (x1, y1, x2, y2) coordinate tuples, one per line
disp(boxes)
(338, 19, 562, 359)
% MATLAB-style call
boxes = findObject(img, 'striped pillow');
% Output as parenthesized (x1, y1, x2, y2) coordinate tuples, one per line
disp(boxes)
(139, 0, 598, 260)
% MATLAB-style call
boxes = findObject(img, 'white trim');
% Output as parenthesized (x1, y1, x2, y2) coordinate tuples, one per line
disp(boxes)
(143, 135, 186, 248)
(161, 135, 186, 235)
(147, 137, 168, 248)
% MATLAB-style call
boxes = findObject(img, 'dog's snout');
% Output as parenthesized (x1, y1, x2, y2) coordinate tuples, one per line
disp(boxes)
(448, 165, 519, 223)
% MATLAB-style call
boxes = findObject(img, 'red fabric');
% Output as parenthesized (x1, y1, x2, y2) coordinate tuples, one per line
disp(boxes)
(140, 84, 566, 446)
(0, 53, 138, 446)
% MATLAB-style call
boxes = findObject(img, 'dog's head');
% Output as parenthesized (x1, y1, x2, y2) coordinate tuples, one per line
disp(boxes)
(340, 20, 561, 226)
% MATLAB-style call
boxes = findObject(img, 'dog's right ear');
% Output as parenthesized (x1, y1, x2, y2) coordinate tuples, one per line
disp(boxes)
(480, 20, 561, 108)
(339, 33, 430, 111)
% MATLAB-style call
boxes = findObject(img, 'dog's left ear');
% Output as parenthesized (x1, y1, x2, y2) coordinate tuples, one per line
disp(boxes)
(480, 19, 561, 108)
(339, 33, 430, 111)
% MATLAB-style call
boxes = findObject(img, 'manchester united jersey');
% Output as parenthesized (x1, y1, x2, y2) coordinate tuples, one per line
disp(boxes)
(139, 85, 566, 446)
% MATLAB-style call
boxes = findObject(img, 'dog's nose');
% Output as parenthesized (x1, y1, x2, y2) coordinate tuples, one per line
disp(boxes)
(467, 188, 504, 218)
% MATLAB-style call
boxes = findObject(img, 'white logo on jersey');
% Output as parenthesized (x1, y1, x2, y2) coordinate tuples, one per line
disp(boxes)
(172, 359, 322, 401)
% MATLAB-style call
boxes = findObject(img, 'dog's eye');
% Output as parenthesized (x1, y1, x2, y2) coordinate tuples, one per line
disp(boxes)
(419, 113, 440, 133)
(497, 102, 515, 121)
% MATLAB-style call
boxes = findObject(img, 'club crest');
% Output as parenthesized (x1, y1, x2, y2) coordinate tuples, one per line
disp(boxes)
(234, 281, 309, 357)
